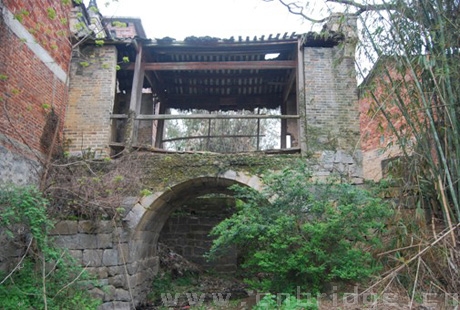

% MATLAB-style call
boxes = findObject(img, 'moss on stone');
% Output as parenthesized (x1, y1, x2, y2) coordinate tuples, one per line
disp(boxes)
(130, 152, 302, 191)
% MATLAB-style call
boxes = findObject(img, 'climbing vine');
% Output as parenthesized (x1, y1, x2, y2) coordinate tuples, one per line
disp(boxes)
(0, 185, 100, 309)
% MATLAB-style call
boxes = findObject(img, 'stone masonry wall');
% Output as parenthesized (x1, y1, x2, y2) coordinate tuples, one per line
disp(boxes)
(0, 0, 71, 185)
(65, 45, 117, 157)
(50, 220, 159, 309)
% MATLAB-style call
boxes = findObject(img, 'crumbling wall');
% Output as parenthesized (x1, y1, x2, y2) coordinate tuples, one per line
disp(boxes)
(300, 16, 362, 182)
(65, 45, 118, 157)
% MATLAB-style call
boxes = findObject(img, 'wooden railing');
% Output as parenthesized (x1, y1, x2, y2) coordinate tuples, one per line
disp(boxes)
(110, 114, 300, 152)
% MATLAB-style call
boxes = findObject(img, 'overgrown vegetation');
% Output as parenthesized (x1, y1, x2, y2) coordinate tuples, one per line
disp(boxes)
(266, 0, 460, 302)
(0, 185, 100, 309)
(42, 152, 299, 219)
(208, 164, 393, 294)
(42, 154, 143, 220)
(253, 293, 318, 310)
(356, 0, 460, 300)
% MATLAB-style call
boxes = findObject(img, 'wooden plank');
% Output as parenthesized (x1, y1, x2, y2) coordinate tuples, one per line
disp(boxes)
(129, 43, 144, 112)
(283, 69, 297, 104)
(128, 42, 144, 146)
(158, 70, 288, 79)
(126, 60, 296, 71)
(110, 114, 129, 119)
(162, 134, 265, 143)
(297, 37, 308, 155)
(135, 114, 300, 120)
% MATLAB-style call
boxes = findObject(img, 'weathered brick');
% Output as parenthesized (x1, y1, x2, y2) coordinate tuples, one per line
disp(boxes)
(64, 45, 117, 157)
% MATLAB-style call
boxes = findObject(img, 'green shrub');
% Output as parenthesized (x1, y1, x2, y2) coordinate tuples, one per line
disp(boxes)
(0, 185, 101, 309)
(0, 258, 100, 309)
(253, 293, 318, 310)
(208, 164, 393, 293)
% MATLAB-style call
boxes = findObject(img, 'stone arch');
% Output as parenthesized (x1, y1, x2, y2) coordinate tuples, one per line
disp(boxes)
(124, 171, 263, 303)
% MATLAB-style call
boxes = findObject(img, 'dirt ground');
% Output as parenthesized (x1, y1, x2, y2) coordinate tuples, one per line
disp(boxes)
(143, 244, 458, 309)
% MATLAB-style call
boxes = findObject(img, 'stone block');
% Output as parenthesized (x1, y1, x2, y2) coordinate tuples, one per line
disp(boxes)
(99, 278, 109, 287)
(139, 193, 157, 209)
(98, 301, 132, 310)
(78, 221, 98, 233)
(103, 249, 119, 266)
(127, 261, 139, 275)
(68, 250, 83, 265)
(121, 196, 138, 208)
(113, 227, 130, 243)
(123, 203, 146, 230)
(127, 273, 140, 287)
(214, 264, 237, 273)
(108, 274, 127, 288)
(221, 169, 237, 180)
(103, 285, 116, 302)
(247, 175, 262, 191)
(193, 247, 207, 256)
(187, 217, 199, 224)
(235, 173, 251, 185)
(114, 289, 131, 302)
(97, 233, 113, 249)
(115, 243, 130, 264)
(89, 287, 105, 300)
(79, 220, 115, 234)
(321, 150, 335, 164)
(86, 267, 108, 279)
(333, 150, 355, 164)
(55, 234, 98, 250)
(83, 249, 103, 267)
(107, 265, 124, 277)
(50, 221, 78, 235)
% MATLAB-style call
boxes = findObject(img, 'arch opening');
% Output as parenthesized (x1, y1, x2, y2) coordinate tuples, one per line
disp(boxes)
(131, 174, 263, 275)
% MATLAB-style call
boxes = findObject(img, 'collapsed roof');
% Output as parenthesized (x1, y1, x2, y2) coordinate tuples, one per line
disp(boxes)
(116, 31, 343, 111)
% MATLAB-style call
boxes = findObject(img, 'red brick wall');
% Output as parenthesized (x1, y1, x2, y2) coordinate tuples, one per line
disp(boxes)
(360, 62, 419, 152)
(359, 60, 420, 180)
(0, 0, 72, 159)
(3, 0, 72, 69)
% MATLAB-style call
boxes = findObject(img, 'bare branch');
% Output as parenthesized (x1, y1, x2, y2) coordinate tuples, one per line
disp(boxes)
(0, 237, 33, 285)
(326, 0, 401, 14)
(264, 0, 409, 23)
(263, 0, 328, 23)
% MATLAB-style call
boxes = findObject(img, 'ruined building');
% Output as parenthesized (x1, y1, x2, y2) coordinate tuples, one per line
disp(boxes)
(66, 11, 362, 181)
(1, 0, 363, 307)
(1, 0, 361, 185)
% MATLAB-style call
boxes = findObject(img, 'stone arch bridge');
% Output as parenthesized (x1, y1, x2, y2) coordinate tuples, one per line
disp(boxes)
(51, 153, 348, 309)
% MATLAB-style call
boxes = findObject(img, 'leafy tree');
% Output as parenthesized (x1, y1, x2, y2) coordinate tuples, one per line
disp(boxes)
(208, 164, 392, 293)
(163, 108, 280, 152)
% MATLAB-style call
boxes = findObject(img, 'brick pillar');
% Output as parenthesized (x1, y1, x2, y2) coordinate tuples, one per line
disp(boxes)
(65, 45, 117, 158)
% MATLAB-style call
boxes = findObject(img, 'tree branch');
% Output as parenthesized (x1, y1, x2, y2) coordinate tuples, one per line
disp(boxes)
(0, 237, 33, 285)
(263, 0, 410, 23)
(263, 0, 328, 23)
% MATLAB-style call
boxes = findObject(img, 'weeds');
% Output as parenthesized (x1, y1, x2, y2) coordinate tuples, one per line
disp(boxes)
(0, 185, 101, 309)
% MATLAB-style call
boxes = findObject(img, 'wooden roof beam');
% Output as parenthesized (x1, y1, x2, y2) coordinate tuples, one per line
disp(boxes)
(126, 60, 296, 71)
